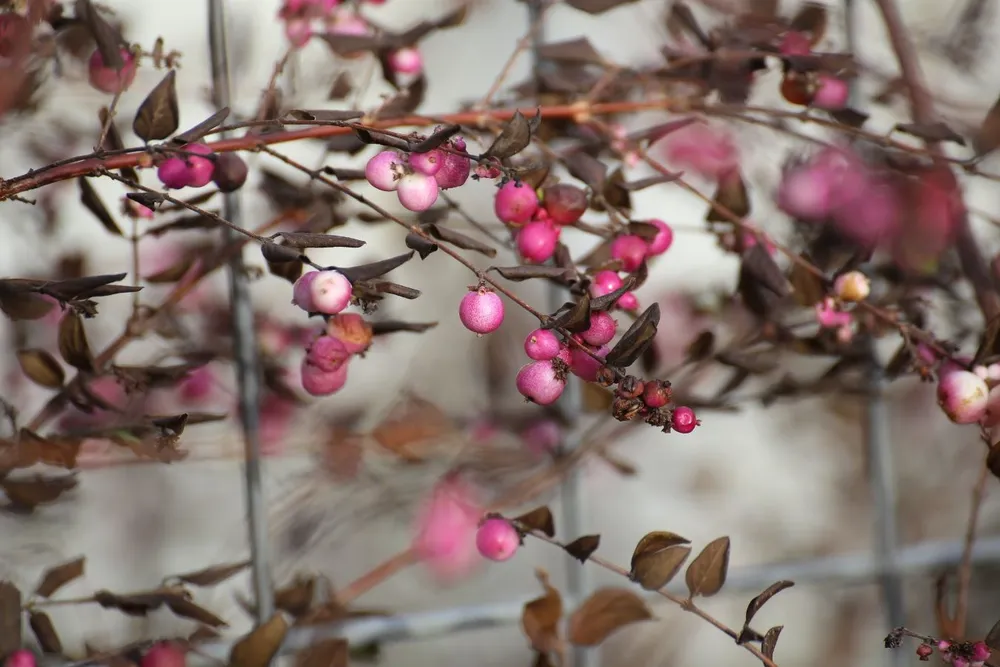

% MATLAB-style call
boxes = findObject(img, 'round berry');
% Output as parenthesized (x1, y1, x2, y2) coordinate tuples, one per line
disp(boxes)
(366, 150, 405, 191)
(937, 369, 989, 424)
(212, 152, 248, 192)
(494, 180, 539, 226)
(542, 183, 588, 225)
(642, 380, 671, 409)
(4, 650, 36, 667)
(646, 219, 674, 255)
(516, 220, 560, 264)
(590, 270, 623, 297)
(581, 312, 617, 346)
(671, 406, 698, 433)
(88, 47, 137, 94)
(388, 47, 423, 75)
(396, 172, 439, 212)
(524, 328, 561, 360)
(409, 149, 444, 177)
(435, 137, 472, 189)
(520, 419, 562, 457)
(618, 292, 639, 310)
(157, 157, 191, 189)
(305, 334, 351, 372)
(516, 360, 566, 405)
(141, 643, 186, 667)
(779, 30, 812, 56)
(780, 74, 811, 106)
(181, 143, 215, 188)
(610, 234, 648, 272)
(459, 287, 504, 335)
(310, 270, 353, 315)
(301, 357, 350, 396)
(812, 75, 849, 111)
(569, 344, 608, 382)
(475, 517, 520, 562)
(285, 18, 313, 47)
(292, 270, 319, 312)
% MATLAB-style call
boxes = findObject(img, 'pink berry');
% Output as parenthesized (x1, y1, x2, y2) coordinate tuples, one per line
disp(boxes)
(435, 138, 472, 189)
(937, 369, 989, 424)
(915, 644, 933, 660)
(4, 651, 35, 667)
(569, 344, 608, 382)
(409, 149, 444, 177)
(611, 234, 648, 272)
(542, 183, 588, 225)
(657, 121, 739, 180)
(646, 219, 674, 256)
(779, 31, 812, 56)
(972, 641, 991, 663)
(516, 220, 560, 264)
(642, 380, 671, 409)
(618, 292, 639, 310)
(413, 475, 483, 581)
(459, 287, 505, 335)
(306, 334, 351, 372)
(178, 365, 215, 403)
(556, 345, 573, 366)
(181, 144, 215, 188)
(366, 150, 405, 191)
(141, 643, 186, 667)
(581, 312, 617, 346)
(326, 313, 373, 355)
(494, 180, 539, 226)
(396, 172, 439, 212)
(388, 47, 423, 75)
(813, 75, 849, 110)
(524, 328, 562, 360)
(475, 517, 520, 562)
(590, 270, 623, 297)
(516, 360, 566, 405)
(301, 357, 349, 396)
(815, 297, 852, 329)
(157, 157, 191, 189)
(310, 269, 353, 315)
(671, 406, 698, 433)
(88, 47, 137, 94)
(292, 270, 319, 312)
(285, 18, 313, 47)
(520, 419, 562, 457)
(777, 164, 834, 221)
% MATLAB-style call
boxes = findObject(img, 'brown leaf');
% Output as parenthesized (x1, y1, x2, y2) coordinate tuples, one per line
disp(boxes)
(2, 475, 77, 509)
(19, 430, 81, 470)
(564, 151, 607, 192)
(973, 93, 1000, 157)
(538, 38, 604, 65)
(405, 232, 438, 259)
(57, 311, 94, 372)
(0, 281, 56, 320)
(894, 122, 965, 146)
(564, 535, 600, 563)
(514, 506, 555, 537)
(295, 639, 348, 667)
(568, 588, 652, 646)
(173, 107, 230, 145)
(228, 613, 289, 667)
(685, 536, 730, 598)
(493, 266, 576, 284)
(706, 170, 750, 222)
(16, 349, 65, 389)
(789, 2, 827, 44)
(133, 69, 179, 142)
(0, 581, 20, 656)
(620, 174, 681, 191)
(275, 575, 316, 618)
(165, 596, 228, 627)
(743, 580, 795, 629)
(605, 303, 659, 368)
(79, 177, 123, 236)
(425, 224, 496, 258)
(548, 293, 592, 334)
(629, 531, 691, 591)
(484, 109, 538, 160)
(985, 618, 1000, 650)
(521, 570, 563, 656)
(565, 0, 641, 14)
(761, 625, 783, 659)
(173, 561, 249, 587)
(370, 320, 437, 336)
(788, 262, 824, 307)
(29, 611, 62, 654)
(98, 108, 139, 183)
(274, 232, 365, 249)
(91, 588, 182, 616)
(685, 331, 715, 362)
(370, 394, 457, 462)
(986, 442, 1000, 480)
(35, 556, 85, 598)
(338, 252, 413, 283)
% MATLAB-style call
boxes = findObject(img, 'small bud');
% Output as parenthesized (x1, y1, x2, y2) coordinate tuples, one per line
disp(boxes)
(834, 271, 871, 302)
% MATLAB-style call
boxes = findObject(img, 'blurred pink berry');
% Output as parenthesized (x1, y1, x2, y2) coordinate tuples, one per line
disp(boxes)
(476, 517, 520, 562)
(834, 177, 902, 248)
(815, 298, 852, 329)
(590, 270, 623, 297)
(494, 180, 539, 225)
(409, 149, 444, 177)
(542, 183, 588, 225)
(833, 271, 870, 303)
(301, 357, 349, 396)
(259, 397, 296, 457)
(657, 121, 738, 180)
(779, 31, 811, 56)
(516, 360, 567, 405)
(306, 334, 351, 372)
(520, 419, 562, 458)
(524, 328, 561, 360)
(366, 150, 405, 191)
(435, 138, 472, 189)
(397, 172, 439, 211)
(158, 157, 191, 189)
(141, 643, 185, 667)
(971, 642, 991, 663)
(5, 650, 35, 667)
(581, 312, 617, 346)
(569, 344, 608, 382)
(413, 475, 483, 581)
(459, 287, 504, 335)
(646, 219, 674, 255)
(181, 144, 215, 188)
(672, 406, 699, 433)
(516, 220, 559, 263)
(777, 163, 835, 221)
(292, 271, 319, 312)
(937, 370, 989, 424)
(388, 47, 423, 75)
(953, 658, 970, 667)
(326, 313, 373, 355)
(812, 75, 849, 110)
(618, 292, 639, 310)
(88, 47, 137, 94)
(610, 234, 648, 272)
(178, 365, 216, 403)
(309, 270, 353, 315)
(285, 18, 313, 47)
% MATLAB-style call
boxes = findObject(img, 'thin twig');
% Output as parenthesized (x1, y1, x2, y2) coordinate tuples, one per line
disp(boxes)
(953, 447, 991, 637)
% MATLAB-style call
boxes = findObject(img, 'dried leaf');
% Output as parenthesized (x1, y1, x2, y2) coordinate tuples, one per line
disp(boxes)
(17, 349, 65, 389)
(974, 94, 1000, 157)
(0, 581, 20, 656)
(173, 107, 230, 145)
(484, 109, 538, 160)
(685, 331, 715, 362)
(685, 536, 730, 598)
(132, 69, 179, 142)
(98, 108, 140, 183)
(493, 265, 575, 284)
(894, 122, 965, 145)
(166, 596, 228, 627)
(295, 639, 348, 667)
(228, 613, 289, 667)
(538, 38, 604, 65)
(788, 262, 825, 307)
(761, 625, 783, 659)
(425, 224, 496, 258)
(547, 293, 592, 334)
(564, 151, 607, 192)
(79, 177, 123, 236)
(275, 232, 365, 249)
(0, 281, 55, 320)
(173, 561, 249, 587)
(410, 124, 461, 153)
(706, 171, 750, 222)
(743, 580, 795, 629)
(565, 0, 641, 14)
(275, 575, 316, 617)
(521, 570, 562, 655)
(564, 535, 600, 563)
(29, 611, 62, 654)
(568, 588, 652, 646)
(621, 174, 680, 191)
(405, 233, 438, 259)
(370, 320, 437, 335)
(514, 506, 555, 537)
(605, 303, 659, 368)
(338, 252, 413, 283)
(985, 618, 1000, 650)
(629, 531, 691, 591)
(789, 2, 827, 44)
(35, 557, 85, 598)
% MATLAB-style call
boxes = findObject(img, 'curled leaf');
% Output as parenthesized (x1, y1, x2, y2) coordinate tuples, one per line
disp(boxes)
(684, 536, 730, 598)
(629, 531, 691, 591)
(132, 69, 179, 142)
(338, 252, 414, 283)
(568, 588, 652, 646)
(605, 303, 659, 368)
(484, 109, 538, 160)
(743, 580, 795, 629)
(35, 556, 85, 598)
(564, 535, 600, 563)
(228, 613, 289, 667)
(17, 349, 65, 389)
(514, 506, 555, 537)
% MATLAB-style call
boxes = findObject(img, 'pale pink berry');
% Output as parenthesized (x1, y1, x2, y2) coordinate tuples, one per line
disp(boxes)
(516, 220, 560, 264)
(396, 172, 439, 212)
(646, 219, 674, 255)
(285, 18, 313, 47)
(940, 355, 975, 380)
(5, 650, 35, 667)
(310, 270, 353, 315)
(301, 357, 349, 396)
(657, 121, 739, 180)
(611, 234, 648, 272)
(590, 270, 623, 297)
(581, 312, 617, 346)
(779, 31, 812, 56)
(327, 11, 370, 36)
(520, 419, 562, 458)
(326, 313, 373, 355)
(937, 370, 989, 424)
(833, 271, 870, 302)
(459, 287, 504, 335)
(938, 640, 952, 653)
(815, 297, 852, 329)
(182, 144, 215, 188)
(366, 150, 405, 191)
(516, 360, 566, 405)
(88, 47, 137, 94)
(409, 149, 444, 177)
(524, 328, 561, 360)
(542, 183, 588, 225)
(292, 270, 319, 311)
(812, 75, 849, 110)
(672, 406, 699, 433)
(388, 47, 423, 75)
(569, 344, 608, 382)
(618, 292, 639, 310)
(777, 164, 834, 220)
(157, 157, 191, 189)
(972, 641, 991, 663)
(141, 643, 186, 667)
(413, 475, 483, 581)
(435, 138, 472, 189)
(476, 517, 520, 562)
(306, 334, 351, 372)
(494, 180, 539, 226)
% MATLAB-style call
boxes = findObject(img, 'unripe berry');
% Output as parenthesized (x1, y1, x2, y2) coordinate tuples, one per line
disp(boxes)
(409, 149, 444, 176)
(388, 47, 423, 75)
(141, 643, 186, 667)
(516, 360, 567, 405)
(292, 270, 319, 312)
(180, 144, 216, 188)
(569, 344, 609, 382)
(475, 517, 520, 562)
(646, 219, 674, 256)
(494, 180, 539, 226)
(610, 234, 648, 272)
(326, 313, 373, 354)
(459, 287, 504, 335)
(542, 183, 588, 225)
(306, 334, 351, 372)
(157, 157, 191, 189)
(812, 75, 849, 110)
(590, 270, 623, 297)
(834, 271, 870, 302)
(516, 220, 560, 264)
(310, 270, 353, 315)
(301, 357, 349, 396)
(524, 328, 561, 360)
(435, 137, 472, 189)
(618, 292, 639, 311)
(581, 311, 617, 346)
(396, 172, 439, 212)
(642, 379, 671, 409)
(212, 152, 248, 192)
(937, 370, 989, 424)
(671, 406, 698, 433)
(88, 47, 137, 94)
(366, 150, 405, 191)
(4, 650, 36, 667)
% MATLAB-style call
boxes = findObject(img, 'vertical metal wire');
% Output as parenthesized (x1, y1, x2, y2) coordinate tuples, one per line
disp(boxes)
(207, 0, 275, 623)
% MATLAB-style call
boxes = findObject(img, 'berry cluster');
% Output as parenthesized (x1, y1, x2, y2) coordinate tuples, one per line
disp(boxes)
(365, 136, 472, 211)
(914, 640, 992, 667)
(156, 144, 248, 192)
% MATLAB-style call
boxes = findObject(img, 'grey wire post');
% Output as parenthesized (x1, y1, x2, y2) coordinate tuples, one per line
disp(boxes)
(207, 0, 275, 624)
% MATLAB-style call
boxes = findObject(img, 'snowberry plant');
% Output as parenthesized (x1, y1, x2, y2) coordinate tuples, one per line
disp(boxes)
(3, 0, 1000, 665)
